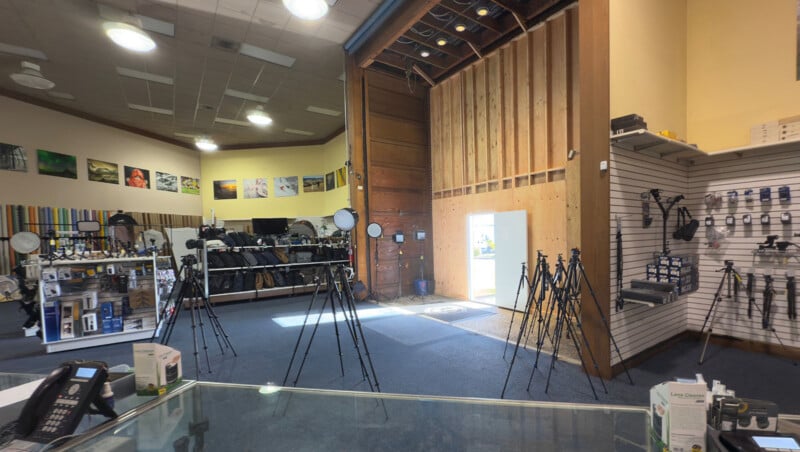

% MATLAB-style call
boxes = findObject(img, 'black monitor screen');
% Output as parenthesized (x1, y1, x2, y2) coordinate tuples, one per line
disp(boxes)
(252, 218, 289, 235)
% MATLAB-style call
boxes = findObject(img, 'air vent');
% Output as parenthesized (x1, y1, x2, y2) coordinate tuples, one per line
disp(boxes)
(211, 36, 240, 52)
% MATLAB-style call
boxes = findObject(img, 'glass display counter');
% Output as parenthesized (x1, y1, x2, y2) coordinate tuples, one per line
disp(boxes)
(66, 382, 652, 451)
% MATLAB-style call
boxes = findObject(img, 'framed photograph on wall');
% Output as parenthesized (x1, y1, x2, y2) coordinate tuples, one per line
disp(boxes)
(336, 166, 347, 187)
(325, 172, 335, 191)
(87, 159, 118, 184)
(124, 166, 150, 189)
(0, 142, 27, 172)
(156, 171, 178, 192)
(181, 176, 200, 195)
(38, 149, 77, 179)
(244, 178, 268, 199)
(274, 176, 298, 197)
(303, 175, 324, 193)
(213, 179, 237, 200)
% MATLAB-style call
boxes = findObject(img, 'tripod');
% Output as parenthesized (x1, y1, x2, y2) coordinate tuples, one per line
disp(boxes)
(156, 254, 237, 379)
(503, 261, 533, 358)
(283, 264, 380, 392)
(698, 261, 794, 365)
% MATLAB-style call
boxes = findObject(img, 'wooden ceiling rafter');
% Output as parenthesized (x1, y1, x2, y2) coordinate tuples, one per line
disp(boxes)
(387, 42, 453, 69)
(400, 31, 467, 59)
(435, 1, 505, 35)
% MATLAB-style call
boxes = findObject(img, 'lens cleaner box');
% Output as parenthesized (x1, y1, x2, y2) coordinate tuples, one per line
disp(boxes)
(650, 378, 708, 452)
(133, 343, 182, 395)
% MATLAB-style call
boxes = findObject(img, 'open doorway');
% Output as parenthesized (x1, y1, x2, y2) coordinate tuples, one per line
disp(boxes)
(468, 211, 528, 310)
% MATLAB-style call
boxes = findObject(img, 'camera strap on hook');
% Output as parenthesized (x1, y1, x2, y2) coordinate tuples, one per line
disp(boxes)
(746, 272, 755, 319)
(788, 275, 796, 320)
(649, 189, 684, 254)
(763, 275, 775, 329)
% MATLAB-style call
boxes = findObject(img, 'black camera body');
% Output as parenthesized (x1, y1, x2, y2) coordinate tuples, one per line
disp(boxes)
(181, 254, 198, 266)
(199, 225, 225, 240)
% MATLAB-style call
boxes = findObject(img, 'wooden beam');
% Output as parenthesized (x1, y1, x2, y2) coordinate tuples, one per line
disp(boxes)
(487, 0, 528, 18)
(412, 64, 436, 86)
(353, 0, 441, 68)
(375, 51, 411, 72)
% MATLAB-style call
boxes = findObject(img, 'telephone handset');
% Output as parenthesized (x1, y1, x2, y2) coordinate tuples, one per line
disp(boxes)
(15, 360, 117, 445)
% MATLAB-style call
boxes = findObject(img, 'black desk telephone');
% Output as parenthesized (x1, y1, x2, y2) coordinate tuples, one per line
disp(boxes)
(14, 360, 117, 445)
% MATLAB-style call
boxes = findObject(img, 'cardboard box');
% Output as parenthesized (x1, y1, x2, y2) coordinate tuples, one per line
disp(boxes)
(650, 378, 708, 452)
(133, 343, 182, 396)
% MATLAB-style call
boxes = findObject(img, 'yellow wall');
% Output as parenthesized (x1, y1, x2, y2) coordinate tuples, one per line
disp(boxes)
(610, 0, 687, 139)
(0, 95, 201, 215)
(200, 132, 349, 220)
(686, 0, 799, 150)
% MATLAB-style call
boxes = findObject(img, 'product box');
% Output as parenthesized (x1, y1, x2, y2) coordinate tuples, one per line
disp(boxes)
(111, 316, 123, 332)
(650, 378, 708, 452)
(133, 343, 182, 396)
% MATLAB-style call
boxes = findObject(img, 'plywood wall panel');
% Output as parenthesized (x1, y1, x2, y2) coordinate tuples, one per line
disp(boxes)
(451, 73, 465, 188)
(515, 36, 531, 175)
(430, 85, 443, 192)
(488, 53, 503, 181)
(441, 78, 454, 190)
(502, 44, 517, 179)
(549, 13, 569, 169)
(475, 63, 489, 183)
(531, 26, 549, 172)
(464, 68, 477, 186)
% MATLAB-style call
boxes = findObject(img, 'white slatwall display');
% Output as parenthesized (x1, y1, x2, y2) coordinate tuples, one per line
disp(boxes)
(686, 148, 800, 348)
(609, 148, 697, 364)
(609, 143, 800, 366)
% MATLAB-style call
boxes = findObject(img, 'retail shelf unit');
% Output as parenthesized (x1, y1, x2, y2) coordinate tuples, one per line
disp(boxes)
(200, 240, 350, 304)
(37, 255, 170, 353)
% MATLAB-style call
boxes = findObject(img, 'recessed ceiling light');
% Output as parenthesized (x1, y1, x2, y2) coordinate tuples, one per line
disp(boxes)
(195, 137, 218, 152)
(454, 23, 467, 32)
(420, 49, 431, 58)
(103, 22, 156, 52)
(282, 0, 329, 20)
(306, 105, 342, 117)
(284, 128, 314, 136)
(116, 67, 173, 85)
(128, 104, 173, 115)
(48, 91, 75, 100)
(9, 61, 54, 90)
(247, 106, 273, 127)
(239, 43, 295, 68)
(224, 89, 269, 103)
(0, 42, 48, 60)
(215, 118, 252, 127)
(436, 37, 447, 46)
(476, 6, 489, 16)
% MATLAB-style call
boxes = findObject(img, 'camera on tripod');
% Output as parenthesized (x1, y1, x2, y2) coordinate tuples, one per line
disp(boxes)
(181, 254, 198, 266)
(185, 239, 204, 250)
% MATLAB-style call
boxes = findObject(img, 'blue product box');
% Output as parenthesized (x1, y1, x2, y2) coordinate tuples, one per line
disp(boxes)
(43, 301, 60, 342)
(658, 255, 671, 266)
(112, 316, 124, 332)
(101, 302, 114, 319)
(102, 318, 114, 334)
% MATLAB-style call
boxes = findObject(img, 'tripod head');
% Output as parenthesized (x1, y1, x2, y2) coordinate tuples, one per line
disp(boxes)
(181, 254, 198, 267)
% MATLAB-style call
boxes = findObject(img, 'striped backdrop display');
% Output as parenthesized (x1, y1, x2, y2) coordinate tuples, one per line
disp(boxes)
(0, 205, 200, 274)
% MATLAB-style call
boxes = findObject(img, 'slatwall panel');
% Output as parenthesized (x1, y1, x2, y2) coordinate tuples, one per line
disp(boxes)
(686, 148, 800, 348)
(608, 147, 693, 364)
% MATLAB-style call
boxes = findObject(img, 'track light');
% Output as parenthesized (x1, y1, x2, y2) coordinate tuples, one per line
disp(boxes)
(195, 137, 218, 152)
(476, 6, 489, 16)
(436, 37, 447, 46)
(454, 23, 466, 32)
(246, 106, 273, 127)
(103, 22, 156, 52)
(420, 49, 431, 58)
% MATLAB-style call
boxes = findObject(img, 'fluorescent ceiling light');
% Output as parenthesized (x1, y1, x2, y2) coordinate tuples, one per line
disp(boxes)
(0, 42, 47, 60)
(103, 22, 156, 52)
(284, 128, 314, 136)
(174, 132, 198, 138)
(195, 137, 219, 152)
(338, 72, 345, 82)
(215, 117, 252, 127)
(306, 105, 341, 117)
(10, 62, 54, 90)
(116, 67, 173, 85)
(282, 0, 329, 20)
(47, 91, 75, 100)
(239, 43, 295, 68)
(224, 88, 269, 103)
(98, 4, 174, 37)
(136, 15, 175, 37)
(247, 106, 273, 127)
(128, 104, 173, 115)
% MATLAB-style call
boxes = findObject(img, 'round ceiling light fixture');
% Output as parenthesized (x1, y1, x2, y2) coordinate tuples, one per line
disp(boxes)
(9, 61, 55, 90)
(476, 6, 490, 16)
(436, 37, 447, 46)
(246, 106, 273, 127)
(195, 137, 218, 152)
(420, 49, 431, 58)
(282, 0, 329, 20)
(103, 22, 156, 53)
(333, 208, 359, 232)
(454, 23, 467, 32)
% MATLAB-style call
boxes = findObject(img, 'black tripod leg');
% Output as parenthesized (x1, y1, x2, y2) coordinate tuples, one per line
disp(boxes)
(504, 262, 531, 358)
(291, 292, 331, 386)
(282, 279, 324, 386)
(340, 268, 381, 392)
(328, 284, 346, 377)
(549, 309, 600, 400)
(699, 271, 728, 365)
(500, 274, 540, 398)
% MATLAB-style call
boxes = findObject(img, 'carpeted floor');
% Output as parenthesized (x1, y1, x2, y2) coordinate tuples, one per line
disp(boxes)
(0, 294, 798, 413)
